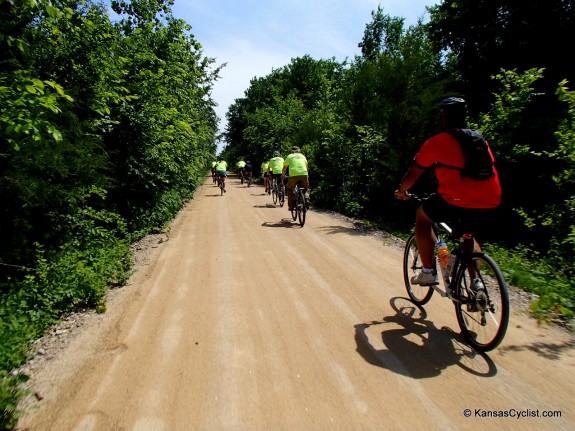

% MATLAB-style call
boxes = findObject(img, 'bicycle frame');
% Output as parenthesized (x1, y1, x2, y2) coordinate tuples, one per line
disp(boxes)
(429, 222, 475, 300)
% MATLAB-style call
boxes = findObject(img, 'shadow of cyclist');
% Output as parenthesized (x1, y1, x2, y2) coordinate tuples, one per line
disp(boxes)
(355, 297, 497, 379)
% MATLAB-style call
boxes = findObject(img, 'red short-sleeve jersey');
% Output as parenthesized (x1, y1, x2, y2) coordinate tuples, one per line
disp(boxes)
(414, 131, 502, 208)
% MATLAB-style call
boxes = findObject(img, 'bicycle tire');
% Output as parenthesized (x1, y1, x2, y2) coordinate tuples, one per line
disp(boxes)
(279, 188, 285, 207)
(453, 253, 509, 352)
(291, 189, 298, 220)
(297, 190, 306, 227)
(272, 185, 278, 205)
(403, 233, 434, 305)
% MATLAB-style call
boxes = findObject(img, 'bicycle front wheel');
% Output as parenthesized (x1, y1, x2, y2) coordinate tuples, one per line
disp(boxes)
(403, 233, 434, 305)
(454, 253, 509, 352)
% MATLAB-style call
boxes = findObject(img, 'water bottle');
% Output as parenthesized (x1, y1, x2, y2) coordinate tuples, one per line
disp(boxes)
(437, 241, 450, 269)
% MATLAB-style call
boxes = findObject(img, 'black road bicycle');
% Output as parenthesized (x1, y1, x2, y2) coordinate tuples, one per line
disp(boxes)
(402, 194, 509, 351)
(271, 177, 285, 207)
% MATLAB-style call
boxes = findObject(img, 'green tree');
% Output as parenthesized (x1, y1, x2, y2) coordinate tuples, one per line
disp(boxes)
(427, 0, 575, 112)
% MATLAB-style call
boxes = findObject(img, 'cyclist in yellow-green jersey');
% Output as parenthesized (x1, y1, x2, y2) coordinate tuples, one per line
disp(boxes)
(236, 159, 246, 182)
(268, 151, 285, 190)
(282, 146, 309, 211)
(261, 157, 270, 194)
(215, 158, 228, 192)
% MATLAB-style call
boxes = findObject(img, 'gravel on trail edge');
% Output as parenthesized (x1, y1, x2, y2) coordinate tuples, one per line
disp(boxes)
(14, 206, 548, 402)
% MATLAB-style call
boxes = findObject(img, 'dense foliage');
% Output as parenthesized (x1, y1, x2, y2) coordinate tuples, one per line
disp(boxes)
(0, 0, 220, 427)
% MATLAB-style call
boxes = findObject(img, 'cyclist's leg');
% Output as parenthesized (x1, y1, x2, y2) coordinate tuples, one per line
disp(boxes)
(414, 207, 436, 270)
(286, 176, 297, 210)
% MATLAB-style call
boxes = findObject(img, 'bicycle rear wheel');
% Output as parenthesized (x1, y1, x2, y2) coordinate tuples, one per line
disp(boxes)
(219, 178, 224, 195)
(454, 253, 509, 351)
(297, 190, 306, 227)
(403, 233, 434, 305)
(272, 185, 278, 205)
(279, 187, 285, 207)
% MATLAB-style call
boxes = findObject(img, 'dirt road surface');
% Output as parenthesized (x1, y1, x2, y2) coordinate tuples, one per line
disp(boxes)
(18, 176, 575, 430)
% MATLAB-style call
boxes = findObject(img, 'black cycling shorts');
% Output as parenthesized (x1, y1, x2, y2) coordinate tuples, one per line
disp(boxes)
(421, 194, 498, 234)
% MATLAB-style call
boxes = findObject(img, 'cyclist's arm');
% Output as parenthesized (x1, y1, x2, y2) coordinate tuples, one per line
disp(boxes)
(395, 162, 426, 199)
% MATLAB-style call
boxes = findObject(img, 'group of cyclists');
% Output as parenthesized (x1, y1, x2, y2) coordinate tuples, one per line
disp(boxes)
(211, 97, 502, 286)
(214, 102, 496, 285)
(211, 146, 310, 212)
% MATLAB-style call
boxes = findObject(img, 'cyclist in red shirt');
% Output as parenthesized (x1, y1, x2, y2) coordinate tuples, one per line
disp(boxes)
(394, 97, 502, 285)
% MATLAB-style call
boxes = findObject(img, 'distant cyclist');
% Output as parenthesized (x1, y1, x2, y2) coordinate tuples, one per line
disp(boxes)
(282, 146, 309, 211)
(261, 157, 270, 194)
(244, 160, 253, 184)
(394, 97, 502, 285)
(236, 159, 246, 182)
(211, 160, 217, 182)
(268, 151, 285, 191)
(215, 157, 228, 193)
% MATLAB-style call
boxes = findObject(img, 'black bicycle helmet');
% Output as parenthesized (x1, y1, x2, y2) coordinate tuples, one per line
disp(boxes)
(439, 97, 467, 112)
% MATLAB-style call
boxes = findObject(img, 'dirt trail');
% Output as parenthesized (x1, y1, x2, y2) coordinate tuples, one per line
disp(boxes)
(17, 176, 575, 430)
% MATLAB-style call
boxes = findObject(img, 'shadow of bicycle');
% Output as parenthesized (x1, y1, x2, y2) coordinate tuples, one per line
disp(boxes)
(261, 219, 301, 228)
(355, 297, 497, 379)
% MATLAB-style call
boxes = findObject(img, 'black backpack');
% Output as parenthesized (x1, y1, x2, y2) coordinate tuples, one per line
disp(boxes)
(445, 128, 495, 181)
